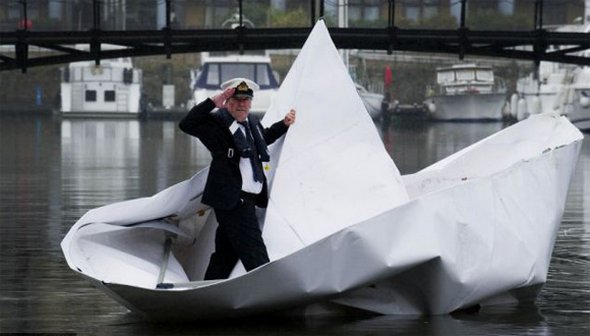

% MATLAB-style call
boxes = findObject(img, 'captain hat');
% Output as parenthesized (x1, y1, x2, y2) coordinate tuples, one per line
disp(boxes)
(221, 77, 259, 99)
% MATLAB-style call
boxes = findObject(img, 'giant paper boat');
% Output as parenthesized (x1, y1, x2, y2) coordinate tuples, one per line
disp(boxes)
(61, 21, 583, 320)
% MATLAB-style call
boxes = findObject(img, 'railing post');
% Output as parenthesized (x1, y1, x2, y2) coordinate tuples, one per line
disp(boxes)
(533, 0, 546, 69)
(93, 0, 100, 29)
(21, 0, 28, 29)
(236, 0, 245, 55)
(387, 0, 396, 55)
(534, 0, 544, 30)
(16, 0, 29, 73)
(91, 0, 101, 66)
(164, 0, 172, 59)
(458, 0, 468, 60)
(239, 0, 243, 27)
(311, 0, 324, 24)
(388, 0, 395, 28)
(311, 0, 315, 26)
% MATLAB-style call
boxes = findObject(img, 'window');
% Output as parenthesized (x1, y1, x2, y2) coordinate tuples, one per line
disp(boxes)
(256, 64, 270, 86)
(498, 0, 515, 15)
(85, 90, 97, 102)
(49, 0, 63, 20)
(348, 0, 380, 22)
(206, 64, 220, 86)
(424, 1, 438, 19)
(220, 63, 256, 84)
(104, 90, 116, 102)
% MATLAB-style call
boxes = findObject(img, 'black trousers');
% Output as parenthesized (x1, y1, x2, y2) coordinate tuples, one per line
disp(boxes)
(204, 193, 270, 280)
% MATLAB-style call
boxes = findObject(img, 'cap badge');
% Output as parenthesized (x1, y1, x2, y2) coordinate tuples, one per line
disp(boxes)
(237, 82, 249, 92)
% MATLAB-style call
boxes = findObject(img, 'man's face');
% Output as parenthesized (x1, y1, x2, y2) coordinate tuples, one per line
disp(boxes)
(226, 96, 252, 122)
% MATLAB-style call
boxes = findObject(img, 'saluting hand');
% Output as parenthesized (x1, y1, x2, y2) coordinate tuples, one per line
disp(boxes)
(284, 109, 296, 126)
(212, 88, 235, 109)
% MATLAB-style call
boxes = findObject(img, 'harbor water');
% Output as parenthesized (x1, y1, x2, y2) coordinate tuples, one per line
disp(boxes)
(0, 113, 588, 335)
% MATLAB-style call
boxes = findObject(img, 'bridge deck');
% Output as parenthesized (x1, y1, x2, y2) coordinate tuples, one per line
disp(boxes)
(1, 26, 589, 73)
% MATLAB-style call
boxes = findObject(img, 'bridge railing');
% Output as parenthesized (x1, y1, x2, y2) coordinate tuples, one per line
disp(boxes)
(1, 0, 586, 32)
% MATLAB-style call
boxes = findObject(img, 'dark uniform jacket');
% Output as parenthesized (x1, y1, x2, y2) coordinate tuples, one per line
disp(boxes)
(179, 98, 288, 210)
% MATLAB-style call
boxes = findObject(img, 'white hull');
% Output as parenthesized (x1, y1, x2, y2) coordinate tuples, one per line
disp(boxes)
(61, 21, 583, 321)
(427, 93, 506, 121)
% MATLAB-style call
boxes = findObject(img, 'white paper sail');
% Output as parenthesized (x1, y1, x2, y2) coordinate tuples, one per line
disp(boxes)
(260, 20, 409, 260)
(60, 20, 584, 321)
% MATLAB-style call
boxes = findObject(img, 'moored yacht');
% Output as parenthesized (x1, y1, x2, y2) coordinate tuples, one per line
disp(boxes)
(511, 23, 590, 132)
(425, 64, 507, 121)
(60, 57, 144, 118)
(188, 52, 280, 117)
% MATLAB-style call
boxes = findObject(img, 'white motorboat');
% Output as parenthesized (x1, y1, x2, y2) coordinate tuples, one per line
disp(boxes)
(514, 60, 590, 132)
(356, 83, 383, 119)
(425, 64, 507, 121)
(568, 65, 590, 131)
(188, 52, 280, 116)
(60, 57, 144, 117)
(511, 23, 590, 132)
(61, 21, 583, 321)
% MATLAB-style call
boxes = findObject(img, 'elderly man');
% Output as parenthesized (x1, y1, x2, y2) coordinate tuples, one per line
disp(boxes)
(179, 77, 296, 280)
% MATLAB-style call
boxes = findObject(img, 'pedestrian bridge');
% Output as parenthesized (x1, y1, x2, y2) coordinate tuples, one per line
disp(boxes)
(1, 0, 589, 72)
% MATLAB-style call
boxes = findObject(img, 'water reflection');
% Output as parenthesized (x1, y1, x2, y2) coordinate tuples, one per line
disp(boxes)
(59, 119, 212, 207)
(0, 115, 588, 335)
(61, 120, 141, 207)
(382, 119, 506, 174)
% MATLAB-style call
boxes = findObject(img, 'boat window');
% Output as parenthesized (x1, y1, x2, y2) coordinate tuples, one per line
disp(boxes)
(85, 90, 97, 102)
(476, 70, 493, 81)
(437, 71, 455, 83)
(197, 62, 278, 89)
(206, 64, 220, 86)
(220, 64, 256, 84)
(256, 64, 270, 86)
(104, 90, 116, 102)
(456, 71, 475, 81)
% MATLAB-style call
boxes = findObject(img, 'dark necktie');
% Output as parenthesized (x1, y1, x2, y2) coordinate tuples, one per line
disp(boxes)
(239, 121, 264, 182)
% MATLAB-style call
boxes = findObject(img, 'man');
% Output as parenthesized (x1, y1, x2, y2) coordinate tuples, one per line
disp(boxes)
(179, 77, 296, 280)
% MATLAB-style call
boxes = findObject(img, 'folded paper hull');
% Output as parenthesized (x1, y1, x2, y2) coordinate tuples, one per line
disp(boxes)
(61, 113, 582, 320)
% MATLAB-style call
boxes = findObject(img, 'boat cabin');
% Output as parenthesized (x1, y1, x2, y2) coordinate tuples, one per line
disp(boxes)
(60, 57, 143, 115)
(189, 53, 280, 115)
(435, 64, 497, 95)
